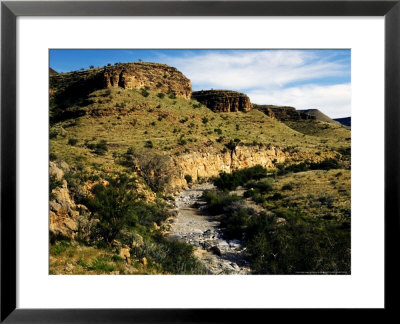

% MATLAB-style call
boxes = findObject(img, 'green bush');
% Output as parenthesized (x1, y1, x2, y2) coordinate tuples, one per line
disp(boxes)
(281, 184, 293, 191)
(49, 174, 63, 200)
(244, 211, 350, 274)
(144, 140, 153, 148)
(87, 175, 139, 246)
(68, 138, 78, 146)
(50, 240, 71, 255)
(202, 190, 242, 215)
(149, 235, 206, 274)
(141, 88, 149, 97)
(94, 140, 108, 155)
(49, 153, 58, 161)
(184, 174, 193, 184)
(213, 165, 268, 191)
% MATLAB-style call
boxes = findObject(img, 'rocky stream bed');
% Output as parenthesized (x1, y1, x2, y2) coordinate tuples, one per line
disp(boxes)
(167, 184, 251, 275)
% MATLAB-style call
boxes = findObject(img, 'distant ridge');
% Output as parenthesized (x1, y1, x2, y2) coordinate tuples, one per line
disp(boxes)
(334, 117, 351, 127)
(299, 109, 341, 125)
(49, 67, 58, 75)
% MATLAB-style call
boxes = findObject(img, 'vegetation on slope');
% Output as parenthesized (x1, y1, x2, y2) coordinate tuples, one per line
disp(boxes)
(202, 165, 350, 274)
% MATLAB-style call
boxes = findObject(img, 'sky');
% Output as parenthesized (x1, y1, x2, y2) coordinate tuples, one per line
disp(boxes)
(50, 49, 351, 118)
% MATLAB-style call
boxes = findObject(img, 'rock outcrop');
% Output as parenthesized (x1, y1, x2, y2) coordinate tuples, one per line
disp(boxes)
(254, 104, 314, 121)
(192, 90, 252, 113)
(102, 62, 192, 99)
(49, 162, 80, 238)
(168, 145, 338, 191)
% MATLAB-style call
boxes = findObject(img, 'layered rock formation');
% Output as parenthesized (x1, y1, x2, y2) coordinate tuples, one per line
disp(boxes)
(254, 104, 315, 121)
(102, 63, 192, 99)
(192, 90, 252, 113)
(168, 145, 337, 191)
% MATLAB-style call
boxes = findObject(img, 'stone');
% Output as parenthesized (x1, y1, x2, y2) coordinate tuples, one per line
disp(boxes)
(131, 233, 144, 249)
(65, 263, 74, 272)
(119, 247, 131, 262)
(140, 257, 148, 266)
(49, 161, 64, 181)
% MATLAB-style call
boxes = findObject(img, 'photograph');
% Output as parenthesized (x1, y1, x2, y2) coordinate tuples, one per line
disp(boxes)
(49, 49, 351, 275)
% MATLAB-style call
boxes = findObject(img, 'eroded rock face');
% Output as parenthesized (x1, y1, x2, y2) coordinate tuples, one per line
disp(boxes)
(192, 90, 252, 113)
(254, 104, 315, 121)
(170, 146, 284, 189)
(103, 63, 192, 99)
(49, 162, 80, 239)
(168, 145, 338, 192)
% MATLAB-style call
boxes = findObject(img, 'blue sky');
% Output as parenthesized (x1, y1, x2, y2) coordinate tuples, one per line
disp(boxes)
(50, 49, 351, 118)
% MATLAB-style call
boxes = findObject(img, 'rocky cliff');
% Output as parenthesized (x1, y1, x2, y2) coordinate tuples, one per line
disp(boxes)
(168, 145, 337, 191)
(192, 90, 252, 113)
(102, 63, 192, 99)
(254, 104, 315, 121)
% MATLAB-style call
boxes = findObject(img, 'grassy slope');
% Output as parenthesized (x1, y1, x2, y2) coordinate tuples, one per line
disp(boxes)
(299, 109, 342, 125)
(50, 87, 349, 172)
(284, 119, 351, 149)
(268, 169, 351, 220)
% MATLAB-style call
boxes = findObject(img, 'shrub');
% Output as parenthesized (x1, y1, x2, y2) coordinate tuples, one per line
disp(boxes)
(202, 190, 242, 215)
(141, 88, 149, 97)
(281, 184, 293, 191)
(94, 140, 108, 155)
(213, 165, 268, 191)
(202, 117, 209, 124)
(50, 240, 71, 255)
(87, 175, 139, 246)
(245, 212, 350, 274)
(144, 140, 153, 148)
(157, 93, 165, 99)
(149, 236, 206, 274)
(68, 138, 78, 146)
(131, 149, 178, 192)
(184, 174, 193, 184)
(49, 174, 63, 200)
(49, 153, 58, 161)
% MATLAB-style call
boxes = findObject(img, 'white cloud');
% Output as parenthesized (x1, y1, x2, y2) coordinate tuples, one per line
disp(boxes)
(163, 50, 349, 90)
(248, 83, 351, 118)
(160, 50, 351, 118)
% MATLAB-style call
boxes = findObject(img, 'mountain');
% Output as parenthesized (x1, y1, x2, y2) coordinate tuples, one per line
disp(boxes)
(334, 117, 351, 127)
(49, 67, 58, 75)
(253, 104, 314, 121)
(299, 109, 341, 125)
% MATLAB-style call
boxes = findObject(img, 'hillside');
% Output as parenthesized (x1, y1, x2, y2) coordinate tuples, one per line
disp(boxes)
(299, 108, 342, 125)
(49, 62, 351, 275)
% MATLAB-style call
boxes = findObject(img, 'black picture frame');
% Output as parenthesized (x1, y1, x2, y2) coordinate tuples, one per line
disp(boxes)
(1, 0, 399, 322)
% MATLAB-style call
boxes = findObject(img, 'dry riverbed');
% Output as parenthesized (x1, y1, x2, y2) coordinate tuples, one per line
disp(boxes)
(167, 184, 251, 275)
